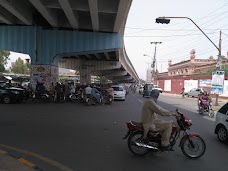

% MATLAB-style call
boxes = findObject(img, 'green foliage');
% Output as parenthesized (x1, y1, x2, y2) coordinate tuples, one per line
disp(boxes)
(0, 50, 10, 72)
(222, 65, 228, 75)
(205, 66, 217, 76)
(11, 57, 30, 74)
(205, 64, 228, 76)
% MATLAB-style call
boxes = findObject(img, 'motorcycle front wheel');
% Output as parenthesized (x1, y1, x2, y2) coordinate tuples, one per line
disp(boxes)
(181, 136, 206, 159)
(69, 94, 77, 102)
(127, 131, 149, 156)
(208, 110, 214, 118)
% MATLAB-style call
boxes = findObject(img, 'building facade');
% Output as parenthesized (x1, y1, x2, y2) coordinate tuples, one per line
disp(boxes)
(155, 49, 228, 98)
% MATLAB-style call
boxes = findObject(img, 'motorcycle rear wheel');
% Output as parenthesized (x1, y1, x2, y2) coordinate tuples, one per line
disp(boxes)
(181, 136, 206, 159)
(127, 131, 149, 156)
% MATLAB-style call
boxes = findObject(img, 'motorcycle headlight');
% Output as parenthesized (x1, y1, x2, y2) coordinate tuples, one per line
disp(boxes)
(11, 91, 19, 94)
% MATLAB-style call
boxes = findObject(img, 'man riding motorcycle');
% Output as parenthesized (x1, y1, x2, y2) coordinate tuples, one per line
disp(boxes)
(106, 84, 114, 99)
(141, 96, 177, 150)
(91, 85, 102, 103)
(199, 91, 211, 112)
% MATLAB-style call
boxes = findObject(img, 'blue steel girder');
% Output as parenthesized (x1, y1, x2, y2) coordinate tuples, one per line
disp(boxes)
(0, 25, 122, 65)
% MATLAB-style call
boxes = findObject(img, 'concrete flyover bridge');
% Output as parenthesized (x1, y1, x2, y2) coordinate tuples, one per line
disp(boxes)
(0, 0, 139, 89)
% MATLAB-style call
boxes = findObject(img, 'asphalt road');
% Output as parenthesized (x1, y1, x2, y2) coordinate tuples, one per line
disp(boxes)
(0, 92, 228, 171)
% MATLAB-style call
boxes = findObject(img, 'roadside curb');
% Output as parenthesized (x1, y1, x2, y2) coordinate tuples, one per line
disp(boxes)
(0, 149, 43, 171)
(162, 92, 228, 102)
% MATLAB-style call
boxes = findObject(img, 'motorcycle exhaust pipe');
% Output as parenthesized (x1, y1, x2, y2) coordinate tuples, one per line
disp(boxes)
(135, 142, 159, 150)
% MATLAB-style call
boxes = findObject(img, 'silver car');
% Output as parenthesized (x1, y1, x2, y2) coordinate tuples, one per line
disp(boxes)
(214, 103, 228, 143)
(185, 88, 204, 97)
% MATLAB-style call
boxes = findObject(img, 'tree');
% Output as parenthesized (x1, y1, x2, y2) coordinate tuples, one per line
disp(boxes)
(11, 57, 30, 74)
(222, 65, 228, 75)
(205, 64, 228, 76)
(0, 50, 10, 72)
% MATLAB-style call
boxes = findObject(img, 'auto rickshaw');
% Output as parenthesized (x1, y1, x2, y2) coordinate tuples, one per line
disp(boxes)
(143, 84, 153, 97)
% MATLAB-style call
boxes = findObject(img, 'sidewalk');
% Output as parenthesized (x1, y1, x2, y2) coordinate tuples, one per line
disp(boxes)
(0, 150, 40, 171)
(162, 92, 227, 111)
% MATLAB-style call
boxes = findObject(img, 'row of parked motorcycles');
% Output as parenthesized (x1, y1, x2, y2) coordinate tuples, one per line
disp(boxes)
(31, 89, 113, 105)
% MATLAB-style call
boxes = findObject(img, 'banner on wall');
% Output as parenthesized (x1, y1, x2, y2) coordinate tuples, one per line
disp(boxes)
(164, 80, 171, 91)
(184, 80, 198, 93)
(210, 71, 225, 95)
(199, 80, 211, 87)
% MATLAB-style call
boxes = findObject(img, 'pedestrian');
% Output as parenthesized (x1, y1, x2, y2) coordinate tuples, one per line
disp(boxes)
(55, 82, 63, 103)
(181, 86, 185, 98)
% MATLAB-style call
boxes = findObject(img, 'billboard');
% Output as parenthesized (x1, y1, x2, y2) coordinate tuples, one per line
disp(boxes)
(210, 71, 225, 94)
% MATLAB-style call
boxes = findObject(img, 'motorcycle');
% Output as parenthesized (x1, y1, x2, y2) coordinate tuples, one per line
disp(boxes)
(69, 92, 82, 102)
(85, 94, 104, 105)
(101, 90, 113, 105)
(198, 100, 214, 117)
(32, 91, 51, 102)
(123, 109, 206, 159)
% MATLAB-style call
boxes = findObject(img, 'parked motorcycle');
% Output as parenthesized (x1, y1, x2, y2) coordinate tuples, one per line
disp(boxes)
(123, 109, 206, 159)
(32, 91, 51, 102)
(198, 100, 214, 117)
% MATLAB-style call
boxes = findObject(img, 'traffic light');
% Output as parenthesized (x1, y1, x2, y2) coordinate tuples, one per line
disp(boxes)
(155, 18, 170, 24)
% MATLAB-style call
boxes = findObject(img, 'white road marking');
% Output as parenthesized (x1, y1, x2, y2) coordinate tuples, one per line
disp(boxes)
(138, 99, 143, 103)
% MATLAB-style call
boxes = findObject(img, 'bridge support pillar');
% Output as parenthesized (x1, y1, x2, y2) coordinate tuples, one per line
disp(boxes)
(79, 70, 91, 85)
(30, 64, 59, 90)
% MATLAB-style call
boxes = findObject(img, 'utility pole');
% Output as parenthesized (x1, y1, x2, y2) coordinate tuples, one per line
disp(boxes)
(150, 42, 162, 84)
(215, 31, 222, 106)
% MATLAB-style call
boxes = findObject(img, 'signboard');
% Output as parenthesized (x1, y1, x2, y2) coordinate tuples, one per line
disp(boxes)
(210, 71, 225, 94)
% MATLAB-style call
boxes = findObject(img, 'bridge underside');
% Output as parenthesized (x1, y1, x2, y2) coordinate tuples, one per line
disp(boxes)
(0, 0, 139, 87)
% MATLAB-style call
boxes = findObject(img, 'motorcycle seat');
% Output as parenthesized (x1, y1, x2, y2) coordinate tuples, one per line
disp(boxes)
(131, 121, 159, 133)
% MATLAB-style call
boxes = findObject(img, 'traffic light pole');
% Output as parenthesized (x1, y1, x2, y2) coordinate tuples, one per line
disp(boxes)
(156, 16, 222, 106)
(157, 17, 219, 52)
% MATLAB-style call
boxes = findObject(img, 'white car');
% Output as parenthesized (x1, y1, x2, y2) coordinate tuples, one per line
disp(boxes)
(214, 102, 228, 143)
(139, 86, 144, 94)
(112, 85, 126, 101)
(153, 85, 163, 93)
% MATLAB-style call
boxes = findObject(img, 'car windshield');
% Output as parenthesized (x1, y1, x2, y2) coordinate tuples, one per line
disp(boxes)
(112, 86, 124, 91)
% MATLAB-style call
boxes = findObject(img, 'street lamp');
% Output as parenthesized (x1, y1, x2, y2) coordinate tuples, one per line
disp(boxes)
(155, 16, 222, 105)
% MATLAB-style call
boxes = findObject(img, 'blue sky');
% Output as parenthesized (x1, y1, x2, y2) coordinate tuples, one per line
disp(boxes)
(7, 0, 228, 80)
(124, 0, 228, 79)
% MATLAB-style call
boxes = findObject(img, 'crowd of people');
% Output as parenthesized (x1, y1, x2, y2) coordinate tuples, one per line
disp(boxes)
(34, 81, 114, 104)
